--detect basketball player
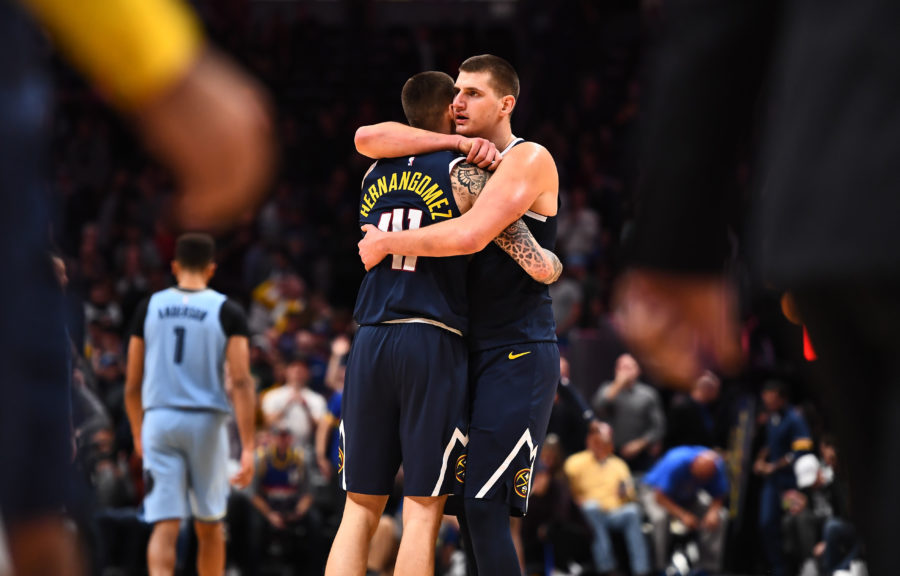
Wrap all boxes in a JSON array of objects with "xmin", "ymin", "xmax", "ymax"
[
  {"xmin": 125, "ymin": 234, "xmax": 255, "ymax": 576},
  {"xmin": 326, "ymin": 70, "xmax": 561, "ymax": 576},
  {"xmin": 0, "ymin": 2, "xmax": 271, "ymax": 574},
  {"xmin": 356, "ymin": 55, "xmax": 560, "ymax": 575}
]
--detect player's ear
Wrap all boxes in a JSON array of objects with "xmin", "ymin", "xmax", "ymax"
[
  {"xmin": 500, "ymin": 95, "xmax": 516, "ymax": 116},
  {"xmin": 447, "ymin": 104, "xmax": 456, "ymax": 134},
  {"xmin": 205, "ymin": 262, "xmax": 217, "ymax": 280},
  {"xmin": 171, "ymin": 260, "xmax": 181, "ymax": 280}
]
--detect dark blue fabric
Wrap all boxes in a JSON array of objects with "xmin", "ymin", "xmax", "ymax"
[
  {"xmin": 459, "ymin": 498, "xmax": 521, "ymax": 576},
  {"xmin": 354, "ymin": 151, "xmax": 468, "ymax": 333},
  {"xmin": 466, "ymin": 205, "xmax": 558, "ymax": 351},
  {"xmin": 0, "ymin": 0, "xmax": 72, "ymax": 523},
  {"xmin": 766, "ymin": 407, "xmax": 812, "ymax": 490},
  {"xmin": 463, "ymin": 343, "xmax": 560, "ymax": 515},
  {"xmin": 341, "ymin": 323, "xmax": 467, "ymax": 496}
]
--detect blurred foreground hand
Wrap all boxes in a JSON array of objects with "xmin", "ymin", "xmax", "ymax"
[
  {"xmin": 136, "ymin": 50, "xmax": 275, "ymax": 232},
  {"xmin": 613, "ymin": 269, "xmax": 743, "ymax": 390}
]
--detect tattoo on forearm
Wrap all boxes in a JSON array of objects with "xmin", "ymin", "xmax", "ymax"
[
  {"xmin": 493, "ymin": 219, "xmax": 563, "ymax": 284},
  {"xmin": 549, "ymin": 249, "xmax": 563, "ymax": 282}
]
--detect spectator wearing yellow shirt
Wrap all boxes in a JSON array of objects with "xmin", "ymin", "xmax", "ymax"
[{"xmin": 564, "ymin": 421, "xmax": 651, "ymax": 576}]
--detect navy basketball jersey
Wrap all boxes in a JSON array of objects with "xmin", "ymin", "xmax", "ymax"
[
  {"xmin": 354, "ymin": 151, "xmax": 469, "ymax": 334},
  {"xmin": 132, "ymin": 288, "xmax": 247, "ymax": 413},
  {"xmin": 467, "ymin": 139, "xmax": 558, "ymax": 351}
]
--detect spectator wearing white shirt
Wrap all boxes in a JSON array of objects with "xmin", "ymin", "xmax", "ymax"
[{"xmin": 261, "ymin": 359, "xmax": 327, "ymax": 455}]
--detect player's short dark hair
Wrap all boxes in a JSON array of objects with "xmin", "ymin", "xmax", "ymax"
[
  {"xmin": 175, "ymin": 233, "xmax": 215, "ymax": 270},
  {"xmin": 459, "ymin": 54, "xmax": 520, "ymax": 100},
  {"xmin": 401, "ymin": 71, "xmax": 456, "ymax": 131}
]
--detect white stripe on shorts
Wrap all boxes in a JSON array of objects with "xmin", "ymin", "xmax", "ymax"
[
  {"xmin": 431, "ymin": 427, "xmax": 469, "ymax": 497},
  {"xmin": 475, "ymin": 428, "xmax": 540, "ymax": 510}
]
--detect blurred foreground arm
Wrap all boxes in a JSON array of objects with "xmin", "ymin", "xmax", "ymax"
[
  {"xmin": 20, "ymin": 0, "xmax": 274, "ymax": 232},
  {"xmin": 616, "ymin": 0, "xmax": 776, "ymax": 387},
  {"xmin": 614, "ymin": 271, "xmax": 742, "ymax": 390}
]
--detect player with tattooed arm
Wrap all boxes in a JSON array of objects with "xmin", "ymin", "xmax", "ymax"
[
  {"xmin": 356, "ymin": 55, "xmax": 560, "ymax": 576},
  {"xmin": 325, "ymin": 70, "xmax": 560, "ymax": 576}
]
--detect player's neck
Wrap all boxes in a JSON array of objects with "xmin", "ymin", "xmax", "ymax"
[
  {"xmin": 176, "ymin": 273, "xmax": 208, "ymax": 291},
  {"xmin": 486, "ymin": 125, "xmax": 515, "ymax": 151}
]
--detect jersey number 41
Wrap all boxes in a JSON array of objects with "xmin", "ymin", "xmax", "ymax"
[{"xmin": 377, "ymin": 208, "xmax": 423, "ymax": 272}]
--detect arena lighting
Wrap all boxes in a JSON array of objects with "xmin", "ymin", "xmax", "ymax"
[
  {"xmin": 803, "ymin": 327, "xmax": 817, "ymax": 362},
  {"xmin": 781, "ymin": 292, "xmax": 816, "ymax": 361}
]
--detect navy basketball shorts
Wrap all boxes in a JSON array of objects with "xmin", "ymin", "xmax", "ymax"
[
  {"xmin": 463, "ymin": 342, "xmax": 560, "ymax": 516},
  {"xmin": 340, "ymin": 323, "xmax": 468, "ymax": 497}
]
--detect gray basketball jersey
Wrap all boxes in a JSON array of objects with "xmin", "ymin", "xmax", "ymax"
[{"xmin": 141, "ymin": 288, "xmax": 230, "ymax": 413}]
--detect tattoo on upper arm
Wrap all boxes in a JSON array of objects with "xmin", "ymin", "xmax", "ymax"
[
  {"xmin": 493, "ymin": 219, "xmax": 563, "ymax": 284},
  {"xmin": 451, "ymin": 162, "xmax": 491, "ymax": 212}
]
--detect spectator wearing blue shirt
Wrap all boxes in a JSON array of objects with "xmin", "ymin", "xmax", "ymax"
[
  {"xmin": 754, "ymin": 379, "xmax": 813, "ymax": 576},
  {"xmin": 642, "ymin": 446, "xmax": 729, "ymax": 573}
]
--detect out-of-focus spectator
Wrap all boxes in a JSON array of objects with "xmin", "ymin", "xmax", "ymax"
[
  {"xmin": 249, "ymin": 335, "xmax": 276, "ymax": 393},
  {"xmin": 89, "ymin": 325, "xmax": 126, "ymax": 424},
  {"xmin": 114, "ymin": 243, "xmax": 150, "ymax": 324},
  {"xmin": 592, "ymin": 353, "xmax": 665, "ymax": 473},
  {"xmin": 260, "ymin": 359, "xmax": 326, "ymax": 455},
  {"xmin": 547, "ymin": 356, "xmax": 595, "ymax": 457},
  {"xmin": 522, "ymin": 435, "xmax": 591, "ymax": 575},
  {"xmin": 557, "ymin": 186, "xmax": 601, "ymax": 262},
  {"xmin": 754, "ymin": 379, "xmax": 813, "ymax": 576},
  {"xmin": 249, "ymin": 425, "xmax": 322, "ymax": 573},
  {"xmin": 78, "ymin": 222, "xmax": 108, "ymax": 286},
  {"xmin": 665, "ymin": 370, "xmax": 731, "ymax": 451},
  {"xmin": 248, "ymin": 272, "xmax": 307, "ymax": 336},
  {"xmin": 274, "ymin": 311, "xmax": 303, "ymax": 360},
  {"xmin": 295, "ymin": 329, "xmax": 329, "ymax": 393},
  {"xmin": 83, "ymin": 279, "xmax": 123, "ymax": 334},
  {"xmin": 549, "ymin": 256, "xmax": 585, "ymax": 345},
  {"xmin": 316, "ymin": 335, "xmax": 349, "ymax": 482},
  {"xmin": 793, "ymin": 436, "xmax": 858, "ymax": 576},
  {"xmin": 90, "ymin": 326, "xmax": 124, "ymax": 387},
  {"xmin": 781, "ymin": 454, "xmax": 824, "ymax": 574},
  {"xmin": 642, "ymin": 446, "xmax": 729, "ymax": 573},
  {"xmin": 564, "ymin": 421, "xmax": 651, "ymax": 576}
]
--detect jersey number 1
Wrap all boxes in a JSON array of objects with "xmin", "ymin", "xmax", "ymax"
[
  {"xmin": 377, "ymin": 208, "xmax": 423, "ymax": 271},
  {"xmin": 173, "ymin": 326, "xmax": 186, "ymax": 364}
]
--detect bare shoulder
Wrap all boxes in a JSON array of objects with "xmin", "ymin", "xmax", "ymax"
[
  {"xmin": 500, "ymin": 142, "xmax": 558, "ymax": 214},
  {"xmin": 506, "ymin": 141, "xmax": 556, "ymax": 164},
  {"xmin": 502, "ymin": 142, "xmax": 558, "ymax": 181}
]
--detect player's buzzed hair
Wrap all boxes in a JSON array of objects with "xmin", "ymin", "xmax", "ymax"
[
  {"xmin": 459, "ymin": 54, "xmax": 520, "ymax": 100},
  {"xmin": 175, "ymin": 233, "xmax": 215, "ymax": 270},
  {"xmin": 401, "ymin": 71, "xmax": 456, "ymax": 132}
]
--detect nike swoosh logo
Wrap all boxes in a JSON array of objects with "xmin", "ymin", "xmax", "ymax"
[{"xmin": 508, "ymin": 351, "xmax": 532, "ymax": 360}]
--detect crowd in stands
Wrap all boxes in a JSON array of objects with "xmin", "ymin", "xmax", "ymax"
[{"xmin": 47, "ymin": 2, "xmax": 859, "ymax": 575}]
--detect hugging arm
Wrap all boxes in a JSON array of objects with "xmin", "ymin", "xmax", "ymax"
[{"xmin": 451, "ymin": 163, "xmax": 561, "ymax": 284}]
